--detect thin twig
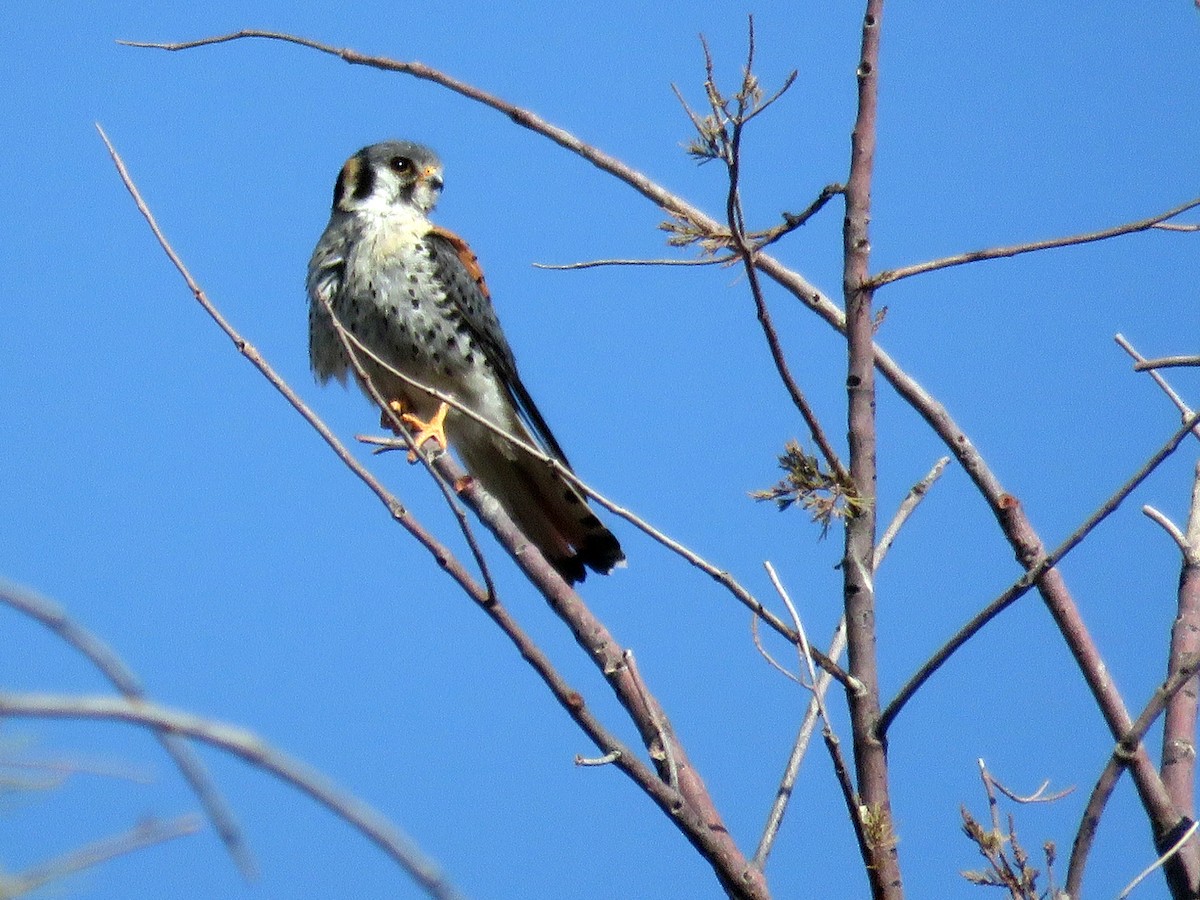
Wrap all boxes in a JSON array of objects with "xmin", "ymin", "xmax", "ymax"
[
  {"xmin": 0, "ymin": 579, "xmax": 256, "ymax": 879},
  {"xmin": 574, "ymin": 750, "xmax": 622, "ymax": 767},
  {"xmin": 752, "ymin": 457, "xmax": 948, "ymax": 869},
  {"xmin": 763, "ymin": 563, "xmax": 835, "ymax": 722},
  {"xmin": 0, "ymin": 692, "xmax": 465, "ymax": 900},
  {"xmin": 623, "ymin": 650, "xmax": 678, "ymax": 791},
  {"xmin": 756, "ymin": 562, "xmax": 863, "ymax": 877},
  {"xmin": 876, "ymin": 457, "xmax": 950, "ymax": 563},
  {"xmin": 979, "ymin": 762, "xmax": 1073, "ymax": 806},
  {"xmin": 3, "ymin": 814, "xmax": 202, "ymax": 897},
  {"xmin": 1144, "ymin": 505, "xmax": 1191, "ymax": 557},
  {"xmin": 752, "ymin": 184, "xmax": 844, "ymax": 250},
  {"xmin": 1116, "ymin": 335, "xmax": 1199, "ymax": 433},
  {"xmin": 698, "ymin": 23, "xmax": 846, "ymax": 485},
  {"xmin": 749, "ymin": 614, "xmax": 805, "ymax": 686},
  {"xmin": 870, "ymin": 196, "xmax": 1200, "ymax": 288},
  {"xmin": 1134, "ymin": 355, "xmax": 1200, "ymax": 372},
  {"xmin": 1120, "ymin": 821, "xmax": 1200, "ymax": 899},
  {"xmin": 533, "ymin": 256, "xmax": 734, "ymax": 270}
]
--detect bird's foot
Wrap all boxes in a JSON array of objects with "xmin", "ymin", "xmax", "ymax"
[{"xmin": 399, "ymin": 402, "xmax": 449, "ymax": 463}]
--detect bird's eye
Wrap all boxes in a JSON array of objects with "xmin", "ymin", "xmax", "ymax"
[{"xmin": 389, "ymin": 156, "xmax": 414, "ymax": 175}]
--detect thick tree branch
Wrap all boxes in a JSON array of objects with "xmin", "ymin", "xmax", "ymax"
[
  {"xmin": 1161, "ymin": 464, "xmax": 1200, "ymax": 823},
  {"xmin": 840, "ymin": 4, "xmax": 900, "ymax": 898},
  {"xmin": 1066, "ymin": 653, "xmax": 1200, "ymax": 898}
]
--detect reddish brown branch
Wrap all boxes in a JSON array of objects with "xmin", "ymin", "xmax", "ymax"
[
  {"xmin": 1161, "ymin": 465, "xmax": 1200, "ymax": 821},
  {"xmin": 1066, "ymin": 654, "xmax": 1200, "ymax": 898},
  {"xmin": 841, "ymin": 3, "xmax": 900, "ymax": 898},
  {"xmin": 446, "ymin": 466, "xmax": 768, "ymax": 899}
]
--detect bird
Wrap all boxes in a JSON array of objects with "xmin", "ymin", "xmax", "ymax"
[{"xmin": 307, "ymin": 140, "xmax": 625, "ymax": 584}]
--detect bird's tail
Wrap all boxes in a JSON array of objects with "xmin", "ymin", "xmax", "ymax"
[{"xmin": 458, "ymin": 429, "xmax": 624, "ymax": 585}]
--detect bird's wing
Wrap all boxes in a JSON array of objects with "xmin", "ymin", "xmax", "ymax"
[
  {"xmin": 426, "ymin": 226, "xmax": 574, "ymax": 468},
  {"xmin": 306, "ymin": 215, "xmax": 356, "ymax": 382}
]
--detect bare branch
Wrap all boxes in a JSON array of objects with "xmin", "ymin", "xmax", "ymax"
[
  {"xmin": 0, "ymin": 692, "xmax": 464, "ymax": 900},
  {"xmin": 754, "ymin": 456, "xmax": 947, "ymax": 869},
  {"xmin": 122, "ymin": 30, "xmax": 713, "ymax": 231},
  {"xmin": 1145, "ymin": 505, "xmax": 1191, "ymax": 557},
  {"xmin": 533, "ymin": 255, "xmax": 734, "ymax": 270},
  {"xmin": 763, "ymin": 562, "xmax": 836, "ymax": 723},
  {"xmin": 3, "ymin": 814, "xmax": 202, "ymax": 898},
  {"xmin": 870, "ymin": 195, "xmax": 1200, "ymax": 288},
  {"xmin": 981, "ymin": 764, "xmax": 1073, "ymax": 806},
  {"xmin": 882, "ymin": 407, "xmax": 1200, "ymax": 736},
  {"xmin": 1135, "ymin": 355, "xmax": 1200, "ymax": 371},
  {"xmin": 687, "ymin": 28, "xmax": 846, "ymax": 487},
  {"xmin": 1120, "ymin": 821, "xmax": 1200, "ymax": 900},
  {"xmin": 750, "ymin": 613, "xmax": 806, "ymax": 687},
  {"xmin": 1162, "ymin": 463, "xmax": 1200, "ymax": 830},
  {"xmin": 749, "ymin": 184, "xmax": 845, "ymax": 251},
  {"xmin": 875, "ymin": 457, "xmax": 950, "ymax": 565},
  {"xmin": 839, "ymin": 4, "xmax": 903, "ymax": 896},
  {"xmin": 0, "ymin": 578, "xmax": 256, "ymax": 879},
  {"xmin": 317, "ymin": 293, "xmax": 498, "ymax": 598},
  {"xmin": 755, "ymin": 562, "xmax": 863, "ymax": 874},
  {"xmin": 1116, "ymin": 334, "xmax": 1200, "ymax": 432},
  {"xmin": 623, "ymin": 650, "xmax": 678, "ymax": 791},
  {"xmin": 1066, "ymin": 652, "xmax": 1200, "ymax": 898},
  {"xmin": 574, "ymin": 750, "xmax": 622, "ymax": 767}
]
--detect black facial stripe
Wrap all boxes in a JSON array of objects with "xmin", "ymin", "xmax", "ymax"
[
  {"xmin": 352, "ymin": 153, "xmax": 376, "ymax": 200},
  {"xmin": 332, "ymin": 166, "xmax": 348, "ymax": 210}
]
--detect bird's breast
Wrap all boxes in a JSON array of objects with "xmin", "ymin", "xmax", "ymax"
[{"xmin": 335, "ymin": 217, "xmax": 495, "ymax": 421}]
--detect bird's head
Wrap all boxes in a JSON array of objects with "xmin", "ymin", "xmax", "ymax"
[{"xmin": 332, "ymin": 140, "xmax": 444, "ymax": 216}]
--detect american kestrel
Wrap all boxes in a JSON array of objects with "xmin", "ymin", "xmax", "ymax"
[{"xmin": 307, "ymin": 141, "xmax": 625, "ymax": 584}]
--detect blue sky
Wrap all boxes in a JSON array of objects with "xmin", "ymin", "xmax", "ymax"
[{"xmin": 2, "ymin": 3, "xmax": 1199, "ymax": 898}]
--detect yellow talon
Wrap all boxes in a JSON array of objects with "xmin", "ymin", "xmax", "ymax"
[{"xmin": 400, "ymin": 402, "xmax": 449, "ymax": 462}]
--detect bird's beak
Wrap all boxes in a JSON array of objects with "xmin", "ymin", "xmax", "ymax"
[{"xmin": 422, "ymin": 166, "xmax": 444, "ymax": 192}]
